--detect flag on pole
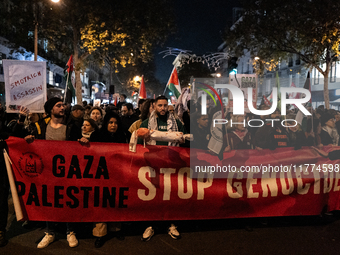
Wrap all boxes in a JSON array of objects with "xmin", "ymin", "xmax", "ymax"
[
  {"xmin": 167, "ymin": 66, "xmax": 181, "ymax": 98},
  {"xmin": 64, "ymin": 55, "xmax": 75, "ymax": 101},
  {"xmin": 288, "ymin": 82, "xmax": 299, "ymax": 99},
  {"xmin": 139, "ymin": 75, "xmax": 147, "ymax": 99},
  {"xmin": 263, "ymin": 94, "xmax": 271, "ymax": 106}
]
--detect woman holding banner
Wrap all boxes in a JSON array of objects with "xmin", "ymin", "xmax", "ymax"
[{"xmin": 90, "ymin": 112, "xmax": 126, "ymax": 248}]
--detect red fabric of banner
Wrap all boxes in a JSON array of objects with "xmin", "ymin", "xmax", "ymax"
[{"xmin": 6, "ymin": 137, "xmax": 340, "ymax": 222}]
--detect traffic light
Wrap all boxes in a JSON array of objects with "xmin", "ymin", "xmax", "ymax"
[{"xmin": 228, "ymin": 57, "xmax": 238, "ymax": 73}]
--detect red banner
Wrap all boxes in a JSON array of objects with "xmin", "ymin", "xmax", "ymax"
[{"xmin": 6, "ymin": 137, "xmax": 340, "ymax": 222}]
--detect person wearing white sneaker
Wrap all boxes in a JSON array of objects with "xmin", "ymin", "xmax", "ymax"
[
  {"xmin": 141, "ymin": 226, "xmax": 154, "ymax": 241},
  {"xmin": 37, "ymin": 232, "xmax": 55, "ymax": 249},
  {"xmin": 138, "ymin": 96, "xmax": 186, "ymax": 242},
  {"xmin": 23, "ymin": 99, "xmax": 82, "ymax": 249},
  {"xmin": 67, "ymin": 231, "xmax": 78, "ymax": 248},
  {"xmin": 168, "ymin": 224, "xmax": 181, "ymax": 240}
]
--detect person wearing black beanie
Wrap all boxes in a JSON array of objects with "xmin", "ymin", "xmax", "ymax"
[
  {"xmin": 23, "ymin": 97, "xmax": 79, "ymax": 248},
  {"xmin": 44, "ymin": 97, "xmax": 63, "ymax": 116}
]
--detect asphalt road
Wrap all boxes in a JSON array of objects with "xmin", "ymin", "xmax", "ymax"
[{"xmin": 1, "ymin": 199, "xmax": 340, "ymax": 255}]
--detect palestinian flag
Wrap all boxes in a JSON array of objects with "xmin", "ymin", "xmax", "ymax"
[
  {"xmin": 139, "ymin": 75, "xmax": 147, "ymax": 99},
  {"xmin": 167, "ymin": 66, "xmax": 181, "ymax": 98},
  {"xmin": 65, "ymin": 55, "xmax": 75, "ymax": 99}
]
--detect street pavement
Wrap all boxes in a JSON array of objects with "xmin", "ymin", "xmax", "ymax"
[{"xmin": 1, "ymin": 198, "xmax": 340, "ymax": 255}]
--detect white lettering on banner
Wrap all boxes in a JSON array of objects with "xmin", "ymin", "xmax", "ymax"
[
  {"xmin": 227, "ymin": 172, "xmax": 243, "ymax": 199},
  {"xmin": 324, "ymin": 171, "xmax": 334, "ymax": 193},
  {"xmin": 261, "ymin": 172, "xmax": 278, "ymax": 197},
  {"xmin": 280, "ymin": 171, "xmax": 294, "ymax": 195},
  {"xmin": 197, "ymin": 172, "xmax": 214, "ymax": 200},
  {"xmin": 246, "ymin": 173, "xmax": 259, "ymax": 198},
  {"xmin": 160, "ymin": 168, "xmax": 176, "ymax": 200},
  {"xmin": 314, "ymin": 171, "xmax": 320, "ymax": 194},
  {"xmin": 137, "ymin": 167, "xmax": 156, "ymax": 201},
  {"xmin": 334, "ymin": 171, "xmax": 340, "ymax": 191},
  {"xmin": 296, "ymin": 170, "xmax": 310, "ymax": 195},
  {"xmin": 178, "ymin": 168, "xmax": 193, "ymax": 199},
  {"xmin": 137, "ymin": 167, "xmax": 340, "ymax": 201}
]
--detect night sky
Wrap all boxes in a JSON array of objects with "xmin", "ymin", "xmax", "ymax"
[{"xmin": 154, "ymin": 0, "xmax": 241, "ymax": 84}]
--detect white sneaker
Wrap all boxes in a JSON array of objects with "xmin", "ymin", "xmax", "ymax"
[
  {"xmin": 141, "ymin": 226, "xmax": 154, "ymax": 241},
  {"xmin": 37, "ymin": 232, "xmax": 55, "ymax": 248},
  {"xmin": 67, "ymin": 231, "xmax": 78, "ymax": 248},
  {"xmin": 168, "ymin": 224, "xmax": 181, "ymax": 240}
]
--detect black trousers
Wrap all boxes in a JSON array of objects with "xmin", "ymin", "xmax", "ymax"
[{"xmin": 0, "ymin": 155, "xmax": 9, "ymax": 232}]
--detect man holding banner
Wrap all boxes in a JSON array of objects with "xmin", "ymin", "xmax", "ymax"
[
  {"xmin": 24, "ymin": 97, "xmax": 79, "ymax": 249},
  {"xmin": 139, "ymin": 95, "xmax": 185, "ymax": 241}
]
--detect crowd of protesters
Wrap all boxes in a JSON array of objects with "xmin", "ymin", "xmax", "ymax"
[
  {"xmin": 191, "ymin": 99, "xmax": 340, "ymax": 152},
  {"xmin": 1, "ymin": 93, "xmax": 340, "ymax": 249}
]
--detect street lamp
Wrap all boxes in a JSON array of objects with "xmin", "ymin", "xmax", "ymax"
[
  {"xmin": 133, "ymin": 76, "xmax": 141, "ymax": 82},
  {"xmin": 34, "ymin": 0, "xmax": 60, "ymax": 61}
]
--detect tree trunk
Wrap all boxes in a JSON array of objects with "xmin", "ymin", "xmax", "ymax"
[
  {"xmin": 73, "ymin": 27, "xmax": 82, "ymax": 104},
  {"xmin": 323, "ymin": 62, "xmax": 330, "ymax": 109}
]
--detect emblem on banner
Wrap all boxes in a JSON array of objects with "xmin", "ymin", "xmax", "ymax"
[{"xmin": 18, "ymin": 152, "xmax": 44, "ymax": 177}]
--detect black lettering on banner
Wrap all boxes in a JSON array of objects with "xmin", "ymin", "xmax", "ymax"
[
  {"xmin": 119, "ymin": 187, "xmax": 129, "ymax": 208},
  {"xmin": 67, "ymin": 155, "xmax": 82, "ymax": 179},
  {"xmin": 42, "ymin": 185, "xmax": 52, "ymax": 207},
  {"xmin": 66, "ymin": 186, "xmax": 79, "ymax": 208},
  {"xmin": 80, "ymin": 187, "xmax": 92, "ymax": 208},
  {"xmin": 54, "ymin": 186, "xmax": 64, "ymax": 208},
  {"xmin": 83, "ymin": 155, "xmax": 94, "ymax": 178},
  {"xmin": 53, "ymin": 155, "xmax": 65, "ymax": 177},
  {"xmin": 94, "ymin": 186, "xmax": 100, "ymax": 207},
  {"xmin": 16, "ymin": 181, "xmax": 25, "ymax": 196},
  {"xmin": 102, "ymin": 187, "xmax": 116, "ymax": 208},
  {"xmin": 26, "ymin": 183, "xmax": 40, "ymax": 206},
  {"xmin": 95, "ymin": 156, "xmax": 109, "ymax": 179}
]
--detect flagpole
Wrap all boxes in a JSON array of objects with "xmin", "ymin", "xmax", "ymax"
[
  {"xmin": 64, "ymin": 71, "xmax": 70, "ymax": 104},
  {"xmin": 163, "ymin": 65, "xmax": 176, "ymax": 95}
]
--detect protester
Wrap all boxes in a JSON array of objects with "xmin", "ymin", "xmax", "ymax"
[
  {"xmin": 224, "ymin": 115, "xmax": 253, "ymax": 151},
  {"xmin": 138, "ymin": 95, "xmax": 185, "ymax": 241},
  {"xmin": 320, "ymin": 112, "xmax": 339, "ymax": 146},
  {"xmin": 129, "ymin": 99, "xmax": 154, "ymax": 135},
  {"xmin": 24, "ymin": 97, "xmax": 79, "ymax": 249},
  {"xmin": 77, "ymin": 118, "xmax": 98, "ymax": 144},
  {"xmin": 134, "ymin": 99, "xmax": 145, "ymax": 117},
  {"xmin": 116, "ymin": 94, "xmax": 127, "ymax": 112},
  {"xmin": 84, "ymin": 105, "xmax": 92, "ymax": 119},
  {"xmin": 91, "ymin": 111, "xmax": 126, "ymax": 143},
  {"xmin": 121, "ymin": 103, "xmax": 139, "ymax": 141},
  {"xmin": 191, "ymin": 111, "xmax": 210, "ymax": 150},
  {"xmin": 89, "ymin": 106, "xmax": 103, "ymax": 129},
  {"xmin": 254, "ymin": 109, "xmax": 289, "ymax": 150},
  {"xmin": 66, "ymin": 104, "xmax": 85, "ymax": 141},
  {"xmin": 87, "ymin": 111, "xmax": 126, "ymax": 248}
]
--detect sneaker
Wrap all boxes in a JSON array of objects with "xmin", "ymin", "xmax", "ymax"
[
  {"xmin": 37, "ymin": 232, "xmax": 55, "ymax": 248},
  {"xmin": 67, "ymin": 231, "xmax": 78, "ymax": 248},
  {"xmin": 168, "ymin": 224, "xmax": 181, "ymax": 240},
  {"xmin": 141, "ymin": 226, "xmax": 154, "ymax": 241},
  {"xmin": 0, "ymin": 231, "xmax": 8, "ymax": 247}
]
